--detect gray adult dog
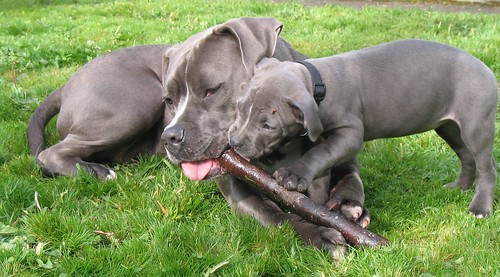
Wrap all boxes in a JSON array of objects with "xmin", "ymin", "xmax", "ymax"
[
  {"xmin": 228, "ymin": 39, "xmax": 498, "ymax": 218},
  {"xmin": 28, "ymin": 17, "xmax": 368, "ymax": 256},
  {"xmin": 160, "ymin": 17, "xmax": 369, "ymax": 254}
]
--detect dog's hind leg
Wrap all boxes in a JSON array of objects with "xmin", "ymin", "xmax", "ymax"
[
  {"xmin": 36, "ymin": 137, "xmax": 116, "ymax": 179},
  {"xmin": 459, "ymin": 118, "xmax": 497, "ymax": 217},
  {"xmin": 435, "ymin": 121, "xmax": 477, "ymax": 190}
]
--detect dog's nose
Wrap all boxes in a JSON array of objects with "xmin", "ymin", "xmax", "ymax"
[
  {"xmin": 161, "ymin": 126, "xmax": 185, "ymax": 145},
  {"xmin": 229, "ymin": 136, "xmax": 243, "ymax": 149}
]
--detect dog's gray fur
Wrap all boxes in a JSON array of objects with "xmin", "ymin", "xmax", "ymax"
[
  {"xmin": 28, "ymin": 44, "xmax": 170, "ymax": 179},
  {"xmin": 28, "ymin": 18, "xmax": 368, "ymax": 256},
  {"xmin": 160, "ymin": 17, "xmax": 368, "ymax": 254},
  {"xmin": 229, "ymin": 39, "xmax": 498, "ymax": 217}
]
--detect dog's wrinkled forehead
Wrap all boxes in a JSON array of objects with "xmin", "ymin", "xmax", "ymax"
[
  {"xmin": 163, "ymin": 28, "xmax": 246, "ymax": 98},
  {"xmin": 239, "ymin": 83, "xmax": 280, "ymax": 117},
  {"xmin": 163, "ymin": 17, "xmax": 284, "ymax": 91},
  {"xmin": 162, "ymin": 28, "xmax": 213, "ymax": 82},
  {"xmin": 251, "ymin": 60, "xmax": 303, "ymax": 97},
  {"xmin": 244, "ymin": 70, "xmax": 283, "ymax": 101}
]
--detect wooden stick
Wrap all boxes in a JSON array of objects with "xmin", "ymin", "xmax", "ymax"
[{"xmin": 218, "ymin": 149, "xmax": 389, "ymax": 247}]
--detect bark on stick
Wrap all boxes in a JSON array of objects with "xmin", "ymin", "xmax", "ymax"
[{"xmin": 218, "ymin": 149, "xmax": 389, "ymax": 247}]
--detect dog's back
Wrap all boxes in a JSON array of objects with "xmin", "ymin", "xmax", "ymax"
[{"xmin": 313, "ymin": 39, "xmax": 498, "ymax": 140}]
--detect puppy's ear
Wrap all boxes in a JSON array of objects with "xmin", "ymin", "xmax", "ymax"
[
  {"xmin": 212, "ymin": 17, "xmax": 283, "ymax": 75},
  {"xmin": 288, "ymin": 96, "xmax": 323, "ymax": 142}
]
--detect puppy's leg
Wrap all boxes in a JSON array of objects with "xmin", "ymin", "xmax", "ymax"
[
  {"xmin": 325, "ymin": 159, "xmax": 370, "ymax": 228},
  {"xmin": 459, "ymin": 120, "xmax": 496, "ymax": 217},
  {"xmin": 274, "ymin": 126, "xmax": 364, "ymax": 192},
  {"xmin": 435, "ymin": 122, "xmax": 476, "ymax": 190}
]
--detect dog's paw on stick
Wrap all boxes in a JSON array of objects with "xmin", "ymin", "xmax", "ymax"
[{"xmin": 218, "ymin": 149, "xmax": 389, "ymax": 247}]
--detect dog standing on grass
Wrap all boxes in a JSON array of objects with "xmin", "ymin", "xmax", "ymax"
[{"xmin": 229, "ymin": 39, "xmax": 498, "ymax": 217}]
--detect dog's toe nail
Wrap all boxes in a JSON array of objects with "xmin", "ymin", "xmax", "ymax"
[
  {"xmin": 106, "ymin": 170, "xmax": 117, "ymax": 180},
  {"xmin": 341, "ymin": 205, "xmax": 362, "ymax": 220},
  {"xmin": 327, "ymin": 200, "xmax": 340, "ymax": 210},
  {"xmin": 353, "ymin": 207, "xmax": 362, "ymax": 219}
]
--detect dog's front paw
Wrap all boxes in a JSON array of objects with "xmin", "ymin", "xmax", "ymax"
[
  {"xmin": 290, "ymin": 217, "xmax": 347, "ymax": 260},
  {"xmin": 274, "ymin": 167, "xmax": 311, "ymax": 193},
  {"xmin": 326, "ymin": 198, "xmax": 370, "ymax": 228}
]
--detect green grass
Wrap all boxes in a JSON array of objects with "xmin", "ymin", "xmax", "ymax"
[{"xmin": 1, "ymin": 0, "xmax": 499, "ymax": 275}]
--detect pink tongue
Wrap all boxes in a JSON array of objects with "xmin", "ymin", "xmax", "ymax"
[{"xmin": 181, "ymin": 159, "xmax": 217, "ymax": 180}]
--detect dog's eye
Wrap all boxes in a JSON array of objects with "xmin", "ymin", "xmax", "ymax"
[
  {"xmin": 262, "ymin": 124, "xmax": 275, "ymax": 131},
  {"xmin": 262, "ymin": 122, "xmax": 276, "ymax": 131},
  {"xmin": 204, "ymin": 83, "xmax": 222, "ymax": 98},
  {"xmin": 163, "ymin": 97, "xmax": 173, "ymax": 105},
  {"xmin": 262, "ymin": 123, "xmax": 276, "ymax": 131}
]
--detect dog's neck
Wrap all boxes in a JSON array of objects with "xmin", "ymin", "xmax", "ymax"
[{"xmin": 295, "ymin": 60, "xmax": 326, "ymax": 106}]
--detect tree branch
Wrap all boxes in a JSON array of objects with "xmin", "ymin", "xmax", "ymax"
[{"xmin": 218, "ymin": 149, "xmax": 389, "ymax": 247}]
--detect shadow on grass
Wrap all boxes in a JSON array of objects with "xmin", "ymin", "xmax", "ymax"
[{"xmin": 358, "ymin": 134, "xmax": 477, "ymax": 233}]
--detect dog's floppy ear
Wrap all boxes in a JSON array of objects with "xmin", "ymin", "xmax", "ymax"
[
  {"xmin": 288, "ymin": 96, "xmax": 324, "ymax": 142},
  {"xmin": 212, "ymin": 17, "xmax": 283, "ymax": 75}
]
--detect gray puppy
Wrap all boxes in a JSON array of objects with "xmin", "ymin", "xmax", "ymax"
[{"xmin": 229, "ymin": 39, "xmax": 498, "ymax": 217}]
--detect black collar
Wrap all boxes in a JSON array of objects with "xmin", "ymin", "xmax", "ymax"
[{"xmin": 296, "ymin": 60, "xmax": 326, "ymax": 105}]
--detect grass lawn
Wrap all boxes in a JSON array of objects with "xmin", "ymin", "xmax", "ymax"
[{"xmin": 0, "ymin": 0, "xmax": 499, "ymax": 275}]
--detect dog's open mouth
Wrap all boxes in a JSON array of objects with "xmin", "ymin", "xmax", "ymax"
[{"xmin": 181, "ymin": 159, "xmax": 225, "ymax": 180}]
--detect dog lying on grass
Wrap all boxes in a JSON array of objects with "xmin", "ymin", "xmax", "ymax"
[
  {"xmin": 29, "ymin": 17, "xmax": 370, "ymax": 256},
  {"xmin": 228, "ymin": 39, "xmax": 498, "ymax": 218}
]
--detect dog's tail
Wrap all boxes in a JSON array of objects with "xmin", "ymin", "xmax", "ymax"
[{"xmin": 27, "ymin": 87, "xmax": 62, "ymax": 156}]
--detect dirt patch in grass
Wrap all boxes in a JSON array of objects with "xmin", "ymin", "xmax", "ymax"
[{"xmin": 277, "ymin": 0, "xmax": 500, "ymax": 13}]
